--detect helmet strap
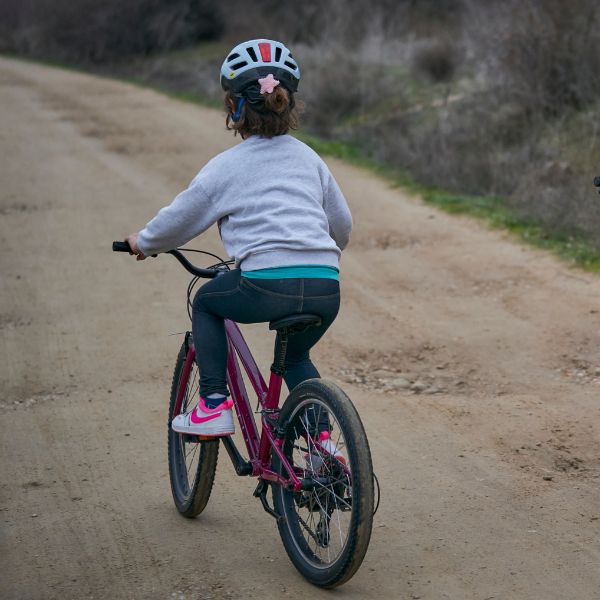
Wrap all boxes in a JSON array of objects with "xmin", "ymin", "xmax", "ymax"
[{"xmin": 232, "ymin": 97, "xmax": 245, "ymax": 122}]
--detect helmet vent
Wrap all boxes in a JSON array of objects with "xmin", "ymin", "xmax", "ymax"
[
  {"xmin": 220, "ymin": 39, "xmax": 300, "ymax": 93},
  {"xmin": 247, "ymin": 47, "xmax": 258, "ymax": 62}
]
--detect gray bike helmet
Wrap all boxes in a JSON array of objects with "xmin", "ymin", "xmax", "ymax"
[{"xmin": 220, "ymin": 38, "xmax": 300, "ymax": 95}]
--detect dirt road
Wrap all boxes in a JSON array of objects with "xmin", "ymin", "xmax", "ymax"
[{"xmin": 1, "ymin": 57, "xmax": 599, "ymax": 600}]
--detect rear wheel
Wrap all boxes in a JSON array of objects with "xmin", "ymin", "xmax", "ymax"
[
  {"xmin": 168, "ymin": 333, "xmax": 219, "ymax": 518},
  {"xmin": 272, "ymin": 379, "xmax": 374, "ymax": 588}
]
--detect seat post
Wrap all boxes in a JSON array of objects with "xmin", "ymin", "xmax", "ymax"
[
  {"xmin": 271, "ymin": 330, "xmax": 289, "ymax": 375},
  {"xmin": 267, "ymin": 314, "xmax": 321, "ymax": 377}
]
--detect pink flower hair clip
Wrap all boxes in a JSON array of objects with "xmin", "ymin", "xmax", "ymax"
[{"xmin": 258, "ymin": 73, "xmax": 280, "ymax": 94}]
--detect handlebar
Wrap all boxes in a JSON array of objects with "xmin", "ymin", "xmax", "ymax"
[
  {"xmin": 112, "ymin": 241, "xmax": 218, "ymax": 278},
  {"xmin": 112, "ymin": 241, "xmax": 134, "ymax": 253}
]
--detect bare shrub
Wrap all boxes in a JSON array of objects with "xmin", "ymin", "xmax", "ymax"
[
  {"xmin": 221, "ymin": 0, "xmax": 463, "ymax": 49},
  {"xmin": 0, "ymin": 0, "xmax": 224, "ymax": 63},
  {"xmin": 353, "ymin": 92, "xmax": 543, "ymax": 197},
  {"xmin": 511, "ymin": 164, "xmax": 600, "ymax": 246},
  {"xmin": 299, "ymin": 48, "xmax": 394, "ymax": 136},
  {"xmin": 222, "ymin": 0, "xmax": 327, "ymax": 45},
  {"xmin": 412, "ymin": 38, "xmax": 458, "ymax": 83},
  {"xmin": 0, "ymin": 0, "xmax": 22, "ymax": 52},
  {"xmin": 464, "ymin": 0, "xmax": 600, "ymax": 117},
  {"xmin": 287, "ymin": 2, "xmax": 404, "ymax": 136}
]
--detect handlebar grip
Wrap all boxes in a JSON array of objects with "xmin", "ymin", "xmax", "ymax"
[{"xmin": 113, "ymin": 241, "xmax": 132, "ymax": 252}]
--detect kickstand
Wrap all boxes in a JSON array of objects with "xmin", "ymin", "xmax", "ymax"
[{"xmin": 253, "ymin": 480, "xmax": 285, "ymax": 524}]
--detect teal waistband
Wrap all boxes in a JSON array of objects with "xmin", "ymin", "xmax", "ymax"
[{"xmin": 241, "ymin": 265, "xmax": 340, "ymax": 280}]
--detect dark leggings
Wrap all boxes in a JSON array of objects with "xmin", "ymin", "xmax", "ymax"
[{"xmin": 192, "ymin": 269, "xmax": 340, "ymax": 398}]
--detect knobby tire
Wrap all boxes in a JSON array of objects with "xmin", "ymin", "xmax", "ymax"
[
  {"xmin": 167, "ymin": 334, "xmax": 219, "ymax": 518},
  {"xmin": 272, "ymin": 379, "xmax": 374, "ymax": 588}
]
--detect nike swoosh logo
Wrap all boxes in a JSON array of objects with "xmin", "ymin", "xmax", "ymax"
[{"xmin": 190, "ymin": 411, "xmax": 222, "ymax": 424}]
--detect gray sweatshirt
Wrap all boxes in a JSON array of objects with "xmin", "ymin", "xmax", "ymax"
[{"xmin": 137, "ymin": 135, "xmax": 352, "ymax": 270}]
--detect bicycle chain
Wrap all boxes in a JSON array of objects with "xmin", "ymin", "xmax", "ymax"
[{"xmin": 297, "ymin": 511, "xmax": 322, "ymax": 546}]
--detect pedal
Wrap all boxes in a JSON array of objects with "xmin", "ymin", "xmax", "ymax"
[{"xmin": 181, "ymin": 434, "xmax": 216, "ymax": 443}]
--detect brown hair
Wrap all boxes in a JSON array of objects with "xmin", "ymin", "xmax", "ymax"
[{"xmin": 225, "ymin": 87, "xmax": 300, "ymax": 139}]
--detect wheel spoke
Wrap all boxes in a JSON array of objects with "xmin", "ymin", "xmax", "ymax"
[
  {"xmin": 185, "ymin": 440, "xmax": 200, "ymax": 475},
  {"xmin": 277, "ymin": 396, "xmax": 360, "ymax": 565}
]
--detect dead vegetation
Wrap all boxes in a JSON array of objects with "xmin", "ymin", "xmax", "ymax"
[{"xmin": 2, "ymin": 0, "xmax": 600, "ymax": 247}]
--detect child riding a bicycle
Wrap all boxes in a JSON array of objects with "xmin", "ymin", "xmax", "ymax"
[{"xmin": 126, "ymin": 39, "xmax": 352, "ymax": 441}]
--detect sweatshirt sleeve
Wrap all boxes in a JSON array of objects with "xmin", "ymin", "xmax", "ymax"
[
  {"xmin": 137, "ymin": 176, "xmax": 223, "ymax": 256},
  {"xmin": 323, "ymin": 170, "xmax": 353, "ymax": 250}
]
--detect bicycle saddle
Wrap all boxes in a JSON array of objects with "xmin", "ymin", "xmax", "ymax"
[{"xmin": 269, "ymin": 314, "xmax": 322, "ymax": 334}]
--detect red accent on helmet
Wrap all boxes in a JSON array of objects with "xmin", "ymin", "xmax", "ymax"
[{"xmin": 258, "ymin": 42, "xmax": 271, "ymax": 62}]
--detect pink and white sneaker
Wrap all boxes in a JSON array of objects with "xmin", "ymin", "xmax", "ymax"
[
  {"xmin": 306, "ymin": 431, "xmax": 346, "ymax": 471},
  {"xmin": 171, "ymin": 398, "xmax": 235, "ymax": 437}
]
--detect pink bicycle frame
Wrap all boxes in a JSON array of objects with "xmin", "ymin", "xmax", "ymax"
[{"xmin": 173, "ymin": 320, "xmax": 305, "ymax": 492}]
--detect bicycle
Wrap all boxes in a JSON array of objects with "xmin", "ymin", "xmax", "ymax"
[{"xmin": 112, "ymin": 241, "xmax": 378, "ymax": 588}]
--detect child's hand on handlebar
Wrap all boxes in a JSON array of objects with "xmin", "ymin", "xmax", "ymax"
[{"xmin": 125, "ymin": 233, "xmax": 146, "ymax": 261}]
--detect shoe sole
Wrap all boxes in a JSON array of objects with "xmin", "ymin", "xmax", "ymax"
[{"xmin": 172, "ymin": 424, "xmax": 235, "ymax": 437}]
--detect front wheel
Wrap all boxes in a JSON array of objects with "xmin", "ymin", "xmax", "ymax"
[
  {"xmin": 168, "ymin": 333, "xmax": 219, "ymax": 518},
  {"xmin": 272, "ymin": 379, "xmax": 374, "ymax": 588}
]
